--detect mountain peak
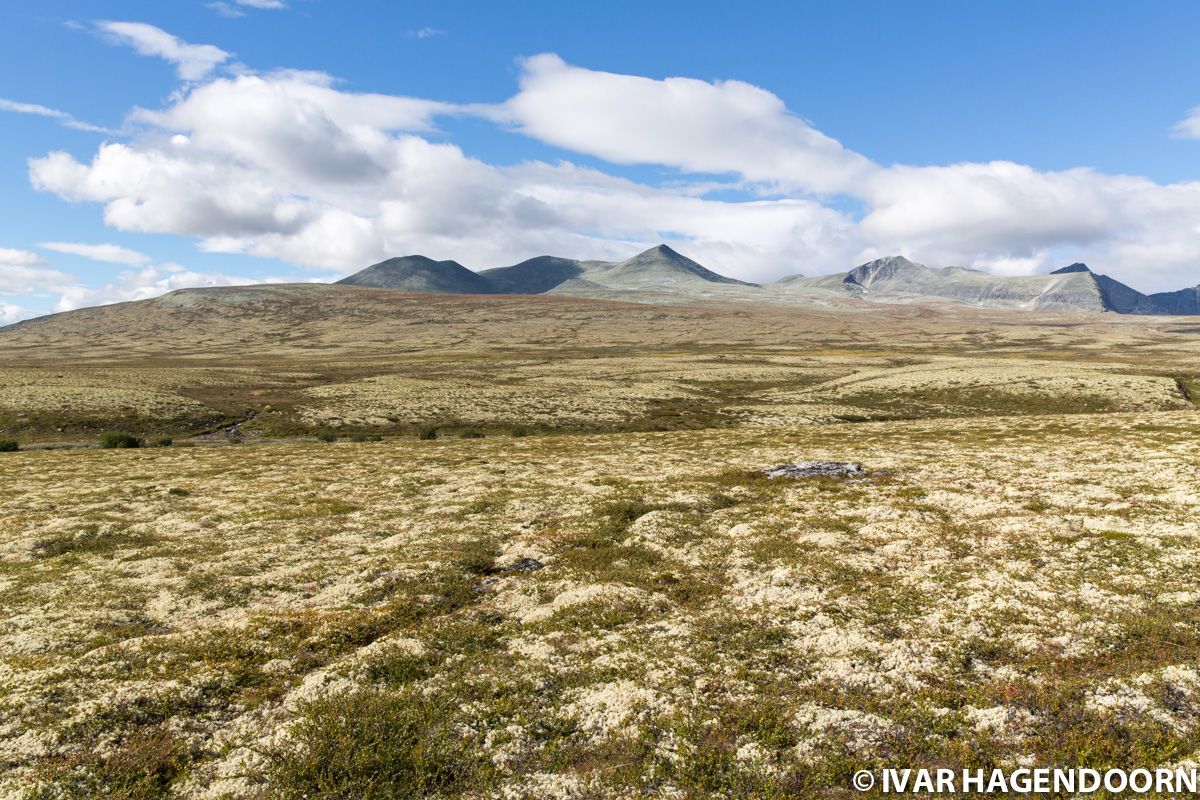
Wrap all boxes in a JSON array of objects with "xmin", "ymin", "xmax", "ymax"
[
  {"xmin": 623, "ymin": 244, "xmax": 689, "ymax": 264},
  {"xmin": 336, "ymin": 255, "xmax": 495, "ymax": 294},
  {"xmin": 844, "ymin": 255, "xmax": 924, "ymax": 288},
  {"xmin": 604, "ymin": 245, "xmax": 756, "ymax": 287},
  {"xmin": 1051, "ymin": 263, "xmax": 1091, "ymax": 274}
]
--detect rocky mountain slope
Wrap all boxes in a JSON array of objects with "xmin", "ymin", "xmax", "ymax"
[
  {"xmin": 1148, "ymin": 285, "xmax": 1200, "ymax": 315},
  {"xmin": 334, "ymin": 247, "xmax": 1198, "ymax": 315}
]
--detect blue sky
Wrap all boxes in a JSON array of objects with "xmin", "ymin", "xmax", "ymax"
[{"xmin": 2, "ymin": 0, "xmax": 1199, "ymax": 321}]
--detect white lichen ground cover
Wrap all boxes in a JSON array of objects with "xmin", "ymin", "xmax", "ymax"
[
  {"xmin": 295, "ymin": 354, "xmax": 1187, "ymax": 430},
  {"xmin": 2, "ymin": 410, "xmax": 1199, "ymax": 797}
]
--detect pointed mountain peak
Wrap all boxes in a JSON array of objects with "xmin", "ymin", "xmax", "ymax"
[
  {"xmin": 844, "ymin": 255, "xmax": 925, "ymax": 288},
  {"xmin": 621, "ymin": 244, "xmax": 688, "ymax": 265},
  {"xmin": 601, "ymin": 244, "xmax": 756, "ymax": 287},
  {"xmin": 1043, "ymin": 263, "xmax": 1154, "ymax": 312}
]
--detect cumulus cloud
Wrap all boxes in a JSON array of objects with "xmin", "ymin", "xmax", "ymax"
[
  {"xmin": 1172, "ymin": 106, "xmax": 1200, "ymax": 139},
  {"xmin": 40, "ymin": 242, "xmax": 151, "ymax": 265},
  {"xmin": 0, "ymin": 244, "xmax": 323, "ymax": 320},
  {"xmin": 51, "ymin": 263, "xmax": 287, "ymax": 311},
  {"xmin": 0, "ymin": 248, "xmax": 76, "ymax": 294},
  {"xmin": 22, "ymin": 52, "xmax": 1200, "ymax": 292},
  {"xmin": 0, "ymin": 302, "xmax": 27, "ymax": 325},
  {"xmin": 0, "ymin": 98, "xmax": 113, "ymax": 134},
  {"xmin": 27, "ymin": 69, "xmax": 857, "ymax": 277},
  {"xmin": 97, "ymin": 21, "xmax": 231, "ymax": 81},
  {"xmin": 497, "ymin": 54, "xmax": 874, "ymax": 195},
  {"xmin": 855, "ymin": 163, "xmax": 1200, "ymax": 289},
  {"xmin": 0, "ymin": 247, "xmax": 50, "ymax": 268}
]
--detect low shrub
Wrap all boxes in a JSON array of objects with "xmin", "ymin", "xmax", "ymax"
[
  {"xmin": 100, "ymin": 432, "xmax": 141, "ymax": 449},
  {"xmin": 316, "ymin": 431, "xmax": 337, "ymax": 443},
  {"xmin": 351, "ymin": 433, "xmax": 382, "ymax": 442},
  {"xmin": 460, "ymin": 429, "xmax": 485, "ymax": 439},
  {"xmin": 32, "ymin": 526, "xmax": 159, "ymax": 559},
  {"xmin": 152, "ymin": 437, "xmax": 173, "ymax": 448},
  {"xmin": 260, "ymin": 688, "xmax": 491, "ymax": 798},
  {"xmin": 0, "ymin": 440, "xmax": 18, "ymax": 452},
  {"xmin": 418, "ymin": 426, "xmax": 438, "ymax": 440}
]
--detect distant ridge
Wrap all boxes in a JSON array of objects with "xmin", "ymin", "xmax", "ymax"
[
  {"xmin": 336, "ymin": 255, "xmax": 495, "ymax": 294},
  {"xmin": 332, "ymin": 246, "xmax": 1200, "ymax": 315},
  {"xmin": 480, "ymin": 256, "xmax": 586, "ymax": 294},
  {"xmin": 336, "ymin": 244, "xmax": 755, "ymax": 298},
  {"xmin": 1147, "ymin": 285, "xmax": 1200, "ymax": 315}
]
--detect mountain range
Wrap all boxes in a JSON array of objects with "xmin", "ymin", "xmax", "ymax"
[
  {"xmin": 336, "ymin": 246, "xmax": 1200, "ymax": 315},
  {"xmin": 338, "ymin": 245, "xmax": 755, "ymax": 298}
]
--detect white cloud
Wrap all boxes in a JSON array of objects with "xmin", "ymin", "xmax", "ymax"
[
  {"xmin": 25, "ymin": 68, "xmax": 860, "ymax": 277},
  {"xmin": 497, "ymin": 57, "xmax": 1200, "ymax": 290},
  {"xmin": 853, "ymin": 163, "xmax": 1200, "ymax": 289},
  {"xmin": 0, "ymin": 244, "xmax": 318, "ymax": 318},
  {"xmin": 206, "ymin": 3, "xmax": 246, "ymax": 18},
  {"xmin": 0, "ymin": 247, "xmax": 48, "ymax": 268},
  {"xmin": 40, "ymin": 242, "xmax": 152, "ymax": 265},
  {"xmin": 134, "ymin": 70, "xmax": 449, "ymax": 142},
  {"xmin": 0, "ymin": 98, "xmax": 113, "ymax": 134},
  {"xmin": 409, "ymin": 28, "xmax": 445, "ymax": 39},
  {"xmin": 0, "ymin": 264, "xmax": 75, "ymax": 294},
  {"xmin": 208, "ymin": 0, "xmax": 288, "ymax": 16},
  {"xmin": 22, "ymin": 55, "xmax": 1200, "ymax": 293},
  {"xmin": 97, "ymin": 21, "xmax": 231, "ymax": 81},
  {"xmin": 0, "ymin": 248, "xmax": 75, "ymax": 294},
  {"xmin": 0, "ymin": 301, "xmax": 28, "ymax": 325},
  {"xmin": 1172, "ymin": 106, "xmax": 1200, "ymax": 139},
  {"xmin": 51, "ymin": 264, "xmax": 302, "ymax": 312},
  {"xmin": 497, "ymin": 54, "xmax": 874, "ymax": 195}
]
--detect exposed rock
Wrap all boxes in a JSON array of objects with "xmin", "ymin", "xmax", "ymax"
[
  {"xmin": 1051, "ymin": 263, "xmax": 1091, "ymax": 274},
  {"xmin": 764, "ymin": 461, "xmax": 865, "ymax": 479},
  {"xmin": 843, "ymin": 256, "xmax": 925, "ymax": 288},
  {"xmin": 1149, "ymin": 285, "xmax": 1200, "ymax": 315},
  {"xmin": 478, "ymin": 557, "xmax": 546, "ymax": 591},
  {"xmin": 503, "ymin": 557, "xmax": 545, "ymax": 573}
]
